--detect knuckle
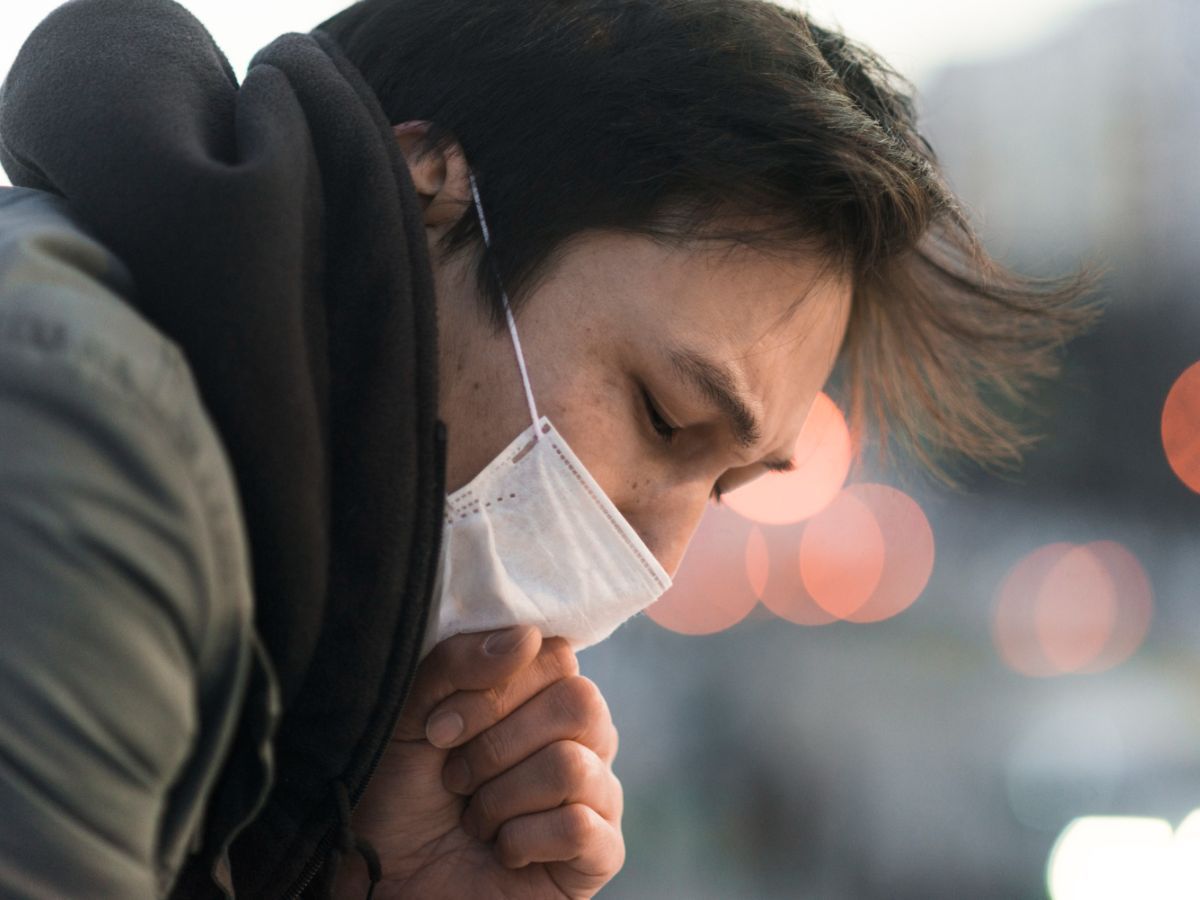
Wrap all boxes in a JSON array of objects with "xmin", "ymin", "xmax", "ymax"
[
  {"xmin": 472, "ymin": 782, "xmax": 504, "ymax": 832},
  {"xmin": 558, "ymin": 803, "xmax": 598, "ymax": 846},
  {"xmin": 551, "ymin": 739, "xmax": 593, "ymax": 787},
  {"xmin": 494, "ymin": 822, "xmax": 519, "ymax": 867},
  {"xmin": 575, "ymin": 675, "xmax": 609, "ymax": 721},
  {"xmin": 554, "ymin": 676, "xmax": 605, "ymax": 732},
  {"xmin": 541, "ymin": 637, "xmax": 580, "ymax": 679},
  {"xmin": 550, "ymin": 681, "xmax": 589, "ymax": 732},
  {"xmin": 611, "ymin": 773, "xmax": 625, "ymax": 822},
  {"xmin": 479, "ymin": 682, "xmax": 511, "ymax": 723},
  {"xmin": 614, "ymin": 831, "xmax": 627, "ymax": 872},
  {"xmin": 473, "ymin": 723, "xmax": 513, "ymax": 773}
]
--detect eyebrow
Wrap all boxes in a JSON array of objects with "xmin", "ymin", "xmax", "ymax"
[{"xmin": 665, "ymin": 346, "xmax": 796, "ymax": 472}]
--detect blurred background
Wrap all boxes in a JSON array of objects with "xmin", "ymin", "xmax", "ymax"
[
  {"xmin": 592, "ymin": 2, "xmax": 1200, "ymax": 898},
  {"xmin": 3, "ymin": 1, "xmax": 1197, "ymax": 897}
]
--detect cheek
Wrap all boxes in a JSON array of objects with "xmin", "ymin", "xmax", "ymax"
[
  {"xmin": 549, "ymin": 369, "xmax": 669, "ymax": 511},
  {"xmin": 585, "ymin": 397, "xmax": 709, "ymax": 565},
  {"xmin": 541, "ymin": 366, "xmax": 640, "ymax": 480},
  {"xmin": 540, "ymin": 364, "xmax": 708, "ymax": 570},
  {"xmin": 620, "ymin": 473, "xmax": 714, "ymax": 577},
  {"xmin": 569, "ymin": 384, "xmax": 646, "ymax": 491}
]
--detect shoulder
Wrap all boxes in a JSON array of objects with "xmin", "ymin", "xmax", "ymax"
[
  {"xmin": 0, "ymin": 183, "xmax": 265, "ymax": 695},
  {"xmin": 0, "ymin": 185, "xmax": 186, "ymax": 418},
  {"xmin": 0, "ymin": 186, "xmax": 276, "ymax": 888}
]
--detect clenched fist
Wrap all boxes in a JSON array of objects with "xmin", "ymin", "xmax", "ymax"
[{"xmin": 333, "ymin": 626, "xmax": 625, "ymax": 899}]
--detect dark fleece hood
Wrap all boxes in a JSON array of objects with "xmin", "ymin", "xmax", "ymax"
[{"xmin": 0, "ymin": 0, "xmax": 447, "ymax": 895}]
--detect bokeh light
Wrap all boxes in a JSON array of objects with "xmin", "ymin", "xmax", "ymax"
[
  {"xmin": 993, "ymin": 541, "xmax": 1153, "ymax": 677},
  {"xmin": 722, "ymin": 391, "xmax": 851, "ymax": 525},
  {"xmin": 994, "ymin": 543, "xmax": 1071, "ymax": 677},
  {"xmin": 1081, "ymin": 541, "xmax": 1153, "ymax": 672},
  {"xmin": 755, "ymin": 519, "xmax": 838, "ymax": 627},
  {"xmin": 1047, "ymin": 812, "xmax": 1200, "ymax": 900},
  {"xmin": 643, "ymin": 505, "xmax": 759, "ymax": 635},
  {"xmin": 841, "ymin": 484, "xmax": 936, "ymax": 624},
  {"xmin": 745, "ymin": 526, "xmax": 769, "ymax": 598},
  {"xmin": 799, "ymin": 489, "xmax": 885, "ymax": 618},
  {"xmin": 744, "ymin": 483, "xmax": 935, "ymax": 626},
  {"xmin": 1033, "ymin": 545, "xmax": 1118, "ymax": 673},
  {"xmin": 1162, "ymin": 360, "xmax": 1200, "ymax": 494}
]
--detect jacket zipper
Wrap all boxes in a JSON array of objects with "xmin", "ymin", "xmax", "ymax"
[{"xmin": 285, "ymin": 421, "xmax": 447, "ymax": 898}]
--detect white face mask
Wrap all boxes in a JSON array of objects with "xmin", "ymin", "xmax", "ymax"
[{"xmin": 419, "ymin": 171, "xmax": 673, "ymax": 661}]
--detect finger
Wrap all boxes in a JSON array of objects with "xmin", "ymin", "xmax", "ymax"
[
  {"xmin": 442, "ymin": 674, "xmax": 616, "ymax": 795},
  {"xmin": 463, "ymin": 740, "xmax": 623, "ymax": 843},
  {"xmin": 494, "ymin": 803, "xmax": 625, "ymax": 893},
  {"xmin": 423, "ymin": 636, "xmax": 580, "ymax": 750},
  {"xmin": 392, "ymin": 625, "xmax": 542, "ymax": 741}
]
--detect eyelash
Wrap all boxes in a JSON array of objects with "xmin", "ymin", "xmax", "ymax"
[
  {"xmin": 641, "ymin": 388, "xmax": 724, "ymax": 505},
  {"xmin": 642, "ymin": 388, "xmax": 678, "ymax": 444}
]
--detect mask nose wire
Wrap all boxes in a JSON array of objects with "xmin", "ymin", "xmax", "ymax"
[{"xmin": 468, "ymin": 170, "xmax": 542, "ymax": 440}]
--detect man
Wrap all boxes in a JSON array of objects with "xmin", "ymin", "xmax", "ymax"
[{"xmin": 0, "ymin": 0, "xmax": 1094, "ymax": 896}]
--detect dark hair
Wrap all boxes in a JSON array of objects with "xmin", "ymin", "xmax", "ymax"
[{"xmin": 317, "ymin": 0, "xmax": 1099, "ymax": 478}]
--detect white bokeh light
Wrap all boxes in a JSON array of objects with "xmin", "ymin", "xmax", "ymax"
[{"xmin": 1047, "ymin": 812, "xmax": 1200, "ymax": 900}]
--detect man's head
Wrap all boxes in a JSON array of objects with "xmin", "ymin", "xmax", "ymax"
[
  {"xmin": 399, "ymin": 134, "xmax": 852, "ymax": 575},
  {"xmin": 318, "ymin": 0, "xmax": 1095, "ymax": 575}
]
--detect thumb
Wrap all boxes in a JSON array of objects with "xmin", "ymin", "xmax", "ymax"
[{"xmin": 393, "ymin": 625, "xmax": 542, "ymax": 741}]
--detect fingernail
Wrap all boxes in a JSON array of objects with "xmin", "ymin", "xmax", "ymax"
[
  {"xmin": 426, "ymin": 711, "xmax": 464, "ymax": 748},
  {"xmin": 444, "ymin": 756, "xmax": 471, "ymax": 794},
  {"xmin": 483, "ymin": 625, "xmax": 532, "ymax": 656}
]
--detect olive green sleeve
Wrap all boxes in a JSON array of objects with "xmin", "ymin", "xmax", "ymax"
[
  {"xmin": 0, "ymin": 343, "xmax": 215, "ymax": 897},
  {"xmin": 0, "ymin": 187, "xmax": 270, "ymax": 899}
]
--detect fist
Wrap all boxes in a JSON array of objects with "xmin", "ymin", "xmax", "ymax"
[{"xmin": 333, "ymin": 626, "xmax": 625, "ymax": 899}]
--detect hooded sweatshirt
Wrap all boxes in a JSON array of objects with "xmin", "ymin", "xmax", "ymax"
[{"xmin": 0, "ymin": 0, "xmax": 446, "ymax": 895}]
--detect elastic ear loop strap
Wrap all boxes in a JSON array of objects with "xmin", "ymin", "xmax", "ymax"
[{"xmin": 468, "ymin": 171, "xmax": 541, "ymax": 439}]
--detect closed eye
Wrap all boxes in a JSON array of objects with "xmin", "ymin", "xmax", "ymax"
[
  {"xmin": 642, "ymin": 386, "xmax": 793, "ymax": 505},
  {"xmin": 711, "ymin": 458, "xmax": 796, "ymax": 506},
  {"xmin": 642, "ymin": 388, "xmax": 678, "ymax": 444}
]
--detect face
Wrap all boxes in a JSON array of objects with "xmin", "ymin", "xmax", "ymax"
[{"xmin": 396, "ymin": 124, "xmax": 853, "ymax": 578}]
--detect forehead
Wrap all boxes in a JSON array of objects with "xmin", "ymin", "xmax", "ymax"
[
  {"xmin": 552, "ymin": 230, "xmax": 852, "ymax": 394},
  {"xmin": 635, "ymin": 238, "xmax": 852, "ymax": 372},
  {"xmin": 673, "ymin": 239, "xmax": 847, "ymax": 328}
]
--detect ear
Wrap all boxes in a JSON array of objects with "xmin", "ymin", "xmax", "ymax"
[{"xmin": 392, "ymin": 120, "xmax": 472, "ymax": 230}]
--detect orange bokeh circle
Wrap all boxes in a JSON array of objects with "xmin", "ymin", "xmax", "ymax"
[
  {"xmin": 841, "ymin": 484, "xmax": 935, "ymax": 624},
  {"xmin": 994, "ymin": 543, "xmax": 1072, "ymax": 677},
  {"xmin": 723, "ymin": 392, "xmax": 851, "ymax": 525},
  {"xmin": 756, "ymin": 519, "xmax": 838, "ymax": 627},
  {"xmin": 993, "ymin": 541, "xmax": 1153, "ymax": 677},
  {"xmin": 1078, "ymin": 541, "xmax": 1153, "ymax": 673},
  {"xmin": 1162, "ymin": 360, "xmax": 1200, "ymax": 493},
  {"xmin": 643, "ymin": 505, "xmax": 759, "ymax": 636},
  {"xmin": 799, "ymin": 490, "xmax": 885, "ymax": 619},
  {"xmin": 745, "ymin": 526, "xmax": 769, "ymax": 598},
  {"xmin": 1033, "ymin": 545, "xmax": 1119, "ymax": 673}
]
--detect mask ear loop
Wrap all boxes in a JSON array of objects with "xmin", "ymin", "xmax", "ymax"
[{"xmin": 468, "ymin": 170, "xmax": 542, "ymax": 441}]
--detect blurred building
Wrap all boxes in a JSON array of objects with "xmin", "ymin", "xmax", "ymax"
[{"xmin": 918, "ymin": 0, "xmax": 1200, "ymax": 283}]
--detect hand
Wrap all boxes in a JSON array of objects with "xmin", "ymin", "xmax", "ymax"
[{"xmin": 333, "ymin": 626, "xmax": 625, "ymax": 899}]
